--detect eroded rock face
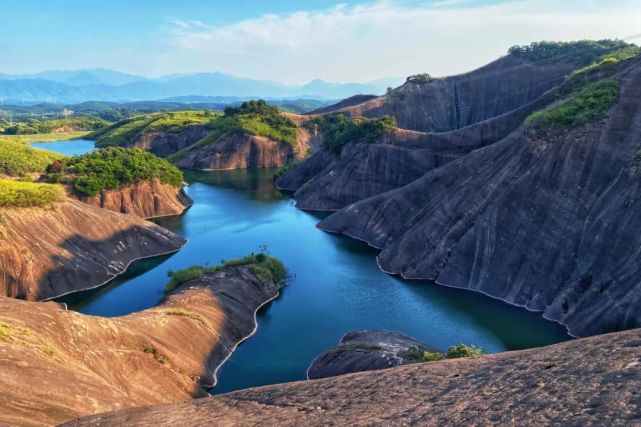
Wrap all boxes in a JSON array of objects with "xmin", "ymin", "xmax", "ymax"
[
  {"xmin": 64, "ymin": 329, "xmax": 641, "ymax": 426},
  {"xmin": 340, "ymin": 55, "xmax": 578, "ymax": 133},
  {"xmin": 69, "ymin": 179, "xmax": 192, "ymax": 219},
  {"xmin": 0, "ymin": 198, "xmax": 185, "ymax": 300},
  {"xmin": 319, "ymin": 59, "xmax": 641, "ymax": 337},
  {"xmin": 0, "ymin": 266, "xmax": 280, "ymax": 427},
  {"xmin": 307, "ymin": 330, "xmax": 437, "ymax": 379},
  {"xmin": 173, "ymin": 132, "xmax": 298, "ymax": 170},
  {"xmin": 131, "ymin": 125, "xmax": 210, "ymax": 157}
]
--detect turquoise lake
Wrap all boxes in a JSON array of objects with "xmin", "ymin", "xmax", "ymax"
[{"xmin": 40, "ymin": 139, "xmax": 570, "ymax": 394}]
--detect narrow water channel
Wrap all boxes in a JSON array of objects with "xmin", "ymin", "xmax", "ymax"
[{"xmin": 38, "ymin": 139, "xmax": 570, "ymax": 394}]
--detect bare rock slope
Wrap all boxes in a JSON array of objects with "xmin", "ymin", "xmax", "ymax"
[
  {"xmin": 65, "ymin": 328, "xmax": 641, "ymax": 426},
  {"xmin": 0, "ymin": 198, "xmax": 185, "ymax": 300},
  {"xmin": 320, "ymin": 58, "xmax": 641, "ymax": 337},
  {"xmin": 70, "ymin": 179, "xmax": 192, "ymax": 219},
  {"xmin": 0, "ymin": 265, "xmax": 280, "ymax": 427},
  {"xmin": 307, "ymin": 330, "xmax": 437, "ymax": 379}
]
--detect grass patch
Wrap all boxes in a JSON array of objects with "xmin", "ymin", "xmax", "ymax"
[
  {"xmin": 399, "ymin": 344, "xmax": 485, "ymax": 364},
  {"xmin": 0, "ymin": 321, "xmax": 32, "ymax": 343},
  {"xmin": 570, "ymin": 45, "xmax": 640, "ymax": 79},
  {"xmin": 90, "ymin": 111, "xmax": 214, "ymax": 148},
  {"xmin": 142, "ymin": 343, "xmax": 167, "ymax": 364},
  {"xmin": 44, "ymin": 147, "xmax": 183, "ymax": 197},
  {"xmin": 526, "ymin": 80, "xmax": 620, "ymax": 129},
  {"xmin": 0, "ymin": 140, "xmax": 63, "ymax": 176},
  {"xmin": 308, "ymin": 114, "xmax": 396, "ymax": 155},
  {"xmin": 0, "ymin": 131, "xmax": 90, "ymax": 144},
  {"xmin": 165, "ymin": 248, "xmax": 286, "ymax": 293},
  {"xmin": 446, "ymin": 344, "xmax": 485, "ymax": 359},
  {"xmin": 164, "ymin": 309, "xmax": 210, "ymax": 328},
  {"xmin": 0, "ymin": 180, "xmax": 64, "ymax": 207}
]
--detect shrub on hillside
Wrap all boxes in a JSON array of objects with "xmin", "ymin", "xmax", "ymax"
[
  {"xmin": 0, "ymin": 141, "xmax": 63, "ymax": 176},
  {"xmin": 309, "ymin": 114, "xmax": 396, "ymax": 154},
  {"xmin": 0, "ymin": 179, "xmax": 63, "ymax": 207}
]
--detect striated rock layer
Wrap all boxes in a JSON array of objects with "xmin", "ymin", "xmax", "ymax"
[
  {"xmin": 64, "ymin": 328, "xmax": 641, "ymax": 426},
  {"xmin": 319, "ymin": 58, "xmax": 641, "ymax": 337},
  {"xmin": 0, "ymin": 266, "xmax": 280, "ymax": 427},
  {"xmin": 0, "ymin": 198, "xmax": 185, "ymax": 300},
  {"xmin": 69, "ymin": 179, "xmax": 192, "ymax": 219},
  {"xmin": 307, "ymin": 330, "xmax": 437, "ymax": 379}
]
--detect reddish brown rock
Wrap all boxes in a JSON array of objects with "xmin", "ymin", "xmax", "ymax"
[
  {"xmin": 69, "ymin": 179, "xmax": 192, "ymax": 219},
  {"xmin": 64, "ymin": 329, "xmax": 641, "ymax": 427},
  {"xmin": 0, "ymin": 265, "xmax": 280, "ymax": 427},
  {"xmin": 0, "ymin": 198, "xmax": 185, "ymax": 300}
]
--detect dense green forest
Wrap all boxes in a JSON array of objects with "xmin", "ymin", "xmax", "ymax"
[
  {"xmin": 44, "ymin": 147, "xmax": 183, "ymax": 196},
  {"xmin": 308, "ymin": 114, "xmax": 397, "ymax": 154},
  {"xmin": 508, "ymin": 40, "xmax": 637, "ymax": 66}
]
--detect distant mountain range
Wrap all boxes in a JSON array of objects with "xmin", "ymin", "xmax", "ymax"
[{"xmin": 0, "ymin": 69, "xmax": 403, "ymax": 104}]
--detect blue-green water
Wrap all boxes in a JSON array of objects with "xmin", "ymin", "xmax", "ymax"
[
  {"xmin": 48, "ymin": 139, "xmax": 570, "ymax": 394},
  {"xmin": 31, "ymin": 139, "xmax": 96, "ymax": 156}
]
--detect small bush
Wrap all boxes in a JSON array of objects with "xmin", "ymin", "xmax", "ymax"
[
  {"xmin": 406, "ymin": 73, "xmax": 433, "ymax": 84},
  {"xmin": 44, "ymin": 147, "xmax": 183, "ymax": 196},
  {"xmin": 165, "ymin": 309, "xmax": 210, "ymax": 328},
  {"xmin": 0, "ymin": 180, "xmax": 63, "ymax": 207},
  {"xmin": 446, "ymin": 344, "xmax": 485, "ymax": 359},
  {"xmin": 526, "ymin": 80, "xmax": 620, "ymax": 129}
]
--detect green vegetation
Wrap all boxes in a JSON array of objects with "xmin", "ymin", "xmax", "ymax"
[
  {"xmin": 406, "ymin": 73, "xmax": 433, "ymax": 84},
  {"xmin": 169, "ymin": 100, "xmax": 298, "ymax": 161},
  {"xmin": 0, "ymin": 131, "xmax": 89, "ymax": 144},
  {"xmin": 570, "ymin": 45, "xmax": 640, "ymax": 79},
  {"xmin": 0, "ymin": 322, "xmax": 31, "ymax": 343},
  {"xmin": 274, "ymin": 159, "xmax": 304, "ymax": 181},
  {"xmin": 0, "ymin": 140, "xmax": 63, "ymax": 176},
  {"xmin": 2, "ymin": 116, "xmax": 109, "ymax": 135},
  {"xmin": 526, "ymin": 80, "xmax": 620, "ymax": 128},
  {"xmin": 446, "ymin": 344, "xmax": 486, "ymax": 358},
  {"xmin": 142, "ymin": 343, "xmax": 166, "ymax": 364},
  {"xmin": 90, "ymin": 111, "xmax": 214, "ymax": 147},
  {"xmin": 44, "ymin": 147, "xmax": 183, "ymax": 196},
  {"xmin": 165, "ymin": 309, "xmax": 210, "ymax": 328},
  {"xmin": 165, "ymin": 248, "xmax": 286, "ymax": 293},
  {"xmin": 400, "ymin": 343, "xmax": 485, "ymax": 364},
  {"xmin": 508, "ymin": 40, "xmax": 636, "ymax": 67},
  {"xmin": 0, "ymin": 180, "xmax": 63, "ymax": 207},
  {"xmin": 308, "ymin": 113, "xmax": 397, "ymax": 154}
]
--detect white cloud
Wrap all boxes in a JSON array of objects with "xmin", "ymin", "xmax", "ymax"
[{"xmin": 161, "ymin": 0, "xmax": 641, "ymax": 84}]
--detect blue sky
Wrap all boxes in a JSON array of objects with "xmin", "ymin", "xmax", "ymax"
[{"xmin": 1, "ymin": 0, "xmax": 640, "ymax": 83}]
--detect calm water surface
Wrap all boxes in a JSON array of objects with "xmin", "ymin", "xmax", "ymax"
[
  {"xmin": 31, "ymin": 139, "xmax": 96, "ymax": 156},
  {"xmin": 49, "ymin": 139, "xmax": 570, "ymax": 393}
]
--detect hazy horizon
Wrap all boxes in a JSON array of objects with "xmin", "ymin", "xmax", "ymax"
[{"xmin": 2, "ymin": 0, "xmax": 640, "ymax": 85}]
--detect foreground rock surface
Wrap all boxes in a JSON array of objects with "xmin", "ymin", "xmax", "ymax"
[
  {"xmin": 308, "ymin": 330, "xmax": 437, "ymax": 379},
  {"xmin": 0, "ymin": 198, "xmax": 185, "ymax": 300},
  {"xmin": 70, "ymin": 179, "xmax": 193, "ymax": 219},
  {"xmin": 0, "ymin": 266, "xmax": 280, "ymax": 427},
  {"xmin": 65, "ymin": 329, "xmax": 641, "ymax": 426}
]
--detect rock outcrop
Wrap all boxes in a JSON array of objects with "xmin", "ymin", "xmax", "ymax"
[
  {"xmin": 64, "ymin": 328, "xmax": 641, "ymax": 426},
  {"xmin": 307, "ymin": 330, "xmax": 437, "ymax": 379},
  {"xmin": 319, "ymin": 57, "xmax": 641, "ymax": 337},
  {"xmin": 0, "ymin": 198, "xmax": 185, "ymax": 300},
  {"xmin": 69, "ymin": 179, "xmax": 192, "ymax": 219},
  {"xmin": 130, "ymin": 125, "xmax": 210, "ymax": 157},
  {"xmin": 0, "ymin": 265, "xmax": 281, "ymax": 427},
  {"xmin": 337, "ymin": 55, "xmax": 580, "ymax": 133},
  {"xmin": 173, "ymin": 132, "xmax": 300, "ymax": 170}
]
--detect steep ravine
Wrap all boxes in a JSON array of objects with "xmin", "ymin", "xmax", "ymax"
[
  {"xmin": 0, "ymin": 198, "xmax": 185, "ymax": 300},
  {"xmin": 0, "ymin": 265, "xmax": 280, "ymax": 427},
  {"xmin": 64, "ymin": 328, "xmax": 641, "ymax": 426},
  {"xmin": 319, "ymin": 58, "xmax": 641, "ymax": 337}
]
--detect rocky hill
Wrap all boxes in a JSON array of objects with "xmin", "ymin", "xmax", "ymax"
[
  {"xmin": 0, "ymin": 198, "xmax": 185, "ymax": 300},
  {"xmin": 0, "ymin": 263, "xmax": 282, "ymax": 427},
  {"xmin": 64, "ymin": 328, "xmax": 641, "ymax": 426}
]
